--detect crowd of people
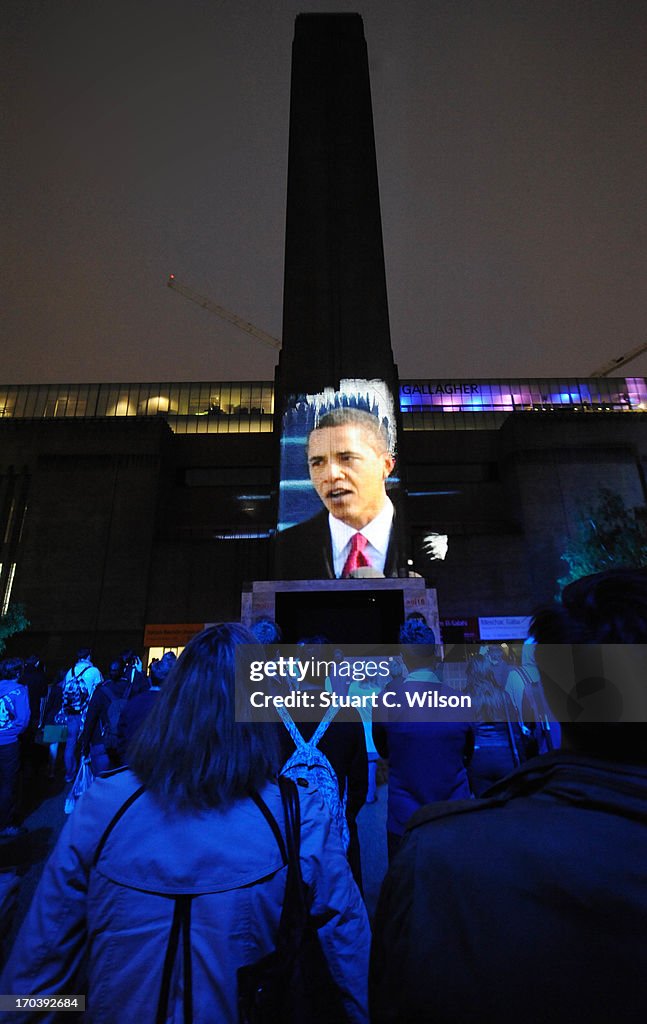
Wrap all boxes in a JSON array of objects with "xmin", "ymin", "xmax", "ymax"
[
  {"xmin": 0, "ymin": 568, "xmax": 645, "ymax": 1021},
  {"xmin": 0, "ymin": 647, "xmax": 177, "ymax": 841}
]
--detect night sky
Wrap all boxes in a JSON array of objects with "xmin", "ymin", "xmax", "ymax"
[{"xmin": 3, "ymin": 0, "xmax": 647, "ymax": 385}]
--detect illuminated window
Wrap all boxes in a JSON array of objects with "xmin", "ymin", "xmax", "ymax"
[
  {"xmin": 147, "ymin": 645, "xmax": 185, "ymax": 666},
  {"xmin": 3, "ymin": 500, "xmax": 16, "ymax": 545},
  {"xmin": 1, "ymin": 563, "xmax": 17, "ymax": 616}
]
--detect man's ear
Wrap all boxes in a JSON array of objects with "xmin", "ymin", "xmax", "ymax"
[{"xmin": 383, "ymin": 453, "xmax": 396, "ymax": 478}]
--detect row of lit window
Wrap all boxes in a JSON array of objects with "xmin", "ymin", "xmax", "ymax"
[
  {"xmin": 0, "ymin": 383, "xmax": 275, "ymax": 421},
  {"xmin": 0, "ymin": 380, "xmax": 645, "ymax": 434}
]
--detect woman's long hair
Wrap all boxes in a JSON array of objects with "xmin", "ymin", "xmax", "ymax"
[
  {"xmin": 465, "ymin": 654, "xmax": 512, "ymax": 722},
  {"xmin": 129, "ymin": 623, "xmax": 279, "ymax": 809}
]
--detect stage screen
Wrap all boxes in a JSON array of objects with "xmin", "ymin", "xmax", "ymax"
[
  {"xmin": 274, "ymin": 379, "xmax": 402, "ymax": 580},
  {"xmin": 275, "ymin": 588, "xmax": 405, "ymax": 643}
]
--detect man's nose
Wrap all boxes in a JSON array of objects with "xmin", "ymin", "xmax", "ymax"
[{"xmin": 329, "ymin": 458, "xmax": 345, "ymax": 481}]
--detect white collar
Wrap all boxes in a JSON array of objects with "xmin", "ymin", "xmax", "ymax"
[{"xmin": 328, "ymin": 497, "xmax": 394, "ymax": 556}]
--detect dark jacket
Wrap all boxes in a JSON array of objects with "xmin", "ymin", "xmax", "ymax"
[
  {"xmin": 468, "ymin": 719, "xmax": 525, "ymax": 796},
  {"xmin": 373, "ymin": 668, "xmax": 474, "ymax": 835},
  {"xmin": 1, "ymin": 770, "xmax": 370, "ymax": 1024},
  {"xmin": 370, "ymin": 751, "xmax": 647, "ymax": 1024},
  {"xmin": 41, "ymin": 683, "xmax": 63, "ymax": 727},
  {"xmin": 81, "ymin": 677, "xmax": 146, "ymax": 757},
  {"xmin": 274, "ymin": 508, "xmax": 408, "ymax": 579},
  {"xmin": 115, "ymin": 689, "xmax": 160, "ymax": 763},
  {"xmin": 20, "ymin": 664, "xmax": 49, "ymax": 726}
]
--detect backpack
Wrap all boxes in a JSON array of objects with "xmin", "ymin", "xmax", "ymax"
[
  {"xmin": 101, "ymin": 679, "xmax": 135, "ymax": 753},
  {"xmin": 276, "ymin": 703, "xmax": 350, "ymax": 852},
  {"xmin": 62, "ymin": 666, "xmax": 90, "ymax": 713}
]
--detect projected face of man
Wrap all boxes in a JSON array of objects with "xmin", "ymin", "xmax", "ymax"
[{"xmin": 307, "ymin": 423, "xmax": 395, "ymax": 530}]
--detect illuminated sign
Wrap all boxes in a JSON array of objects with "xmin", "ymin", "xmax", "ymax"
[
  {"xmin": 399, "ymin": 378, "xmax": 647, "ymax": 413},
  {"xmin": 144, "ymin": 623, "xmax": 204, "ymax": 647},
  {"xmin": 401, "ymin": 384, "xmax": 481, "ymax": 396},
  {"xmin": 478, "ymin": 616, "xmax": 532, "ymax": 640}
]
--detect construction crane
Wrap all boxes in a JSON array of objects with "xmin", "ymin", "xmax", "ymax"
[
  {"xmin": 167, "ymin": 275, "xmax": 281, "ymax": 350},
  {"xmin": 590, "ymin": 341, "xmax": 647, "ymax": 377}
]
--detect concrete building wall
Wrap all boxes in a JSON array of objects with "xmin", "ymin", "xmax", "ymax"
[
  {"xmin": 1, "ymin": 419, "xmax": 167, "ymax": 666},
  {"xmin": 2, "ymin": 411, "xmax": 647, "ymax": 660},
  {"xmin": 402, "ymin": 413, "xmax": 647, "ymax": 619}
]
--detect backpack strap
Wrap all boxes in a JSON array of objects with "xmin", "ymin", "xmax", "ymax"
[
  {"xmin": 278, "ymin": 777, "xmax": 308, "ymax": 920},
  {"xmin": 310, "ymin": 703, "xmax": 339, "ymax": 748},
  {"xmin": 251, "ymin": 790, "xmax": 288, "ymax": 863},
  {"xmin": 103, "ymin": 678, "xmax": 135, "ymax": 705},
  {"xmin": 513, "ymin": 664, "xmax": 534, "ymax": 689},
  {"xmin": 66, "ymin": 666, "xmax": 90, "ymax": 705},
  {"xmin": 252, "ymin": 782, "xmax": 308, "ymax": 923},
  {"xmin": 254, "ymin": 780, "xmax": 308, "ymax": 924},
  {"xmin": 92, "ymin": 785, "xmax": 146, "ymax": 867},
  {"xmin": 276, "ymin": 701, "xmax": 340, "ymax": 755},
  {"xmin": 501, "ymin": 692, "xmax": 523, "ymax": 767},
  {"xmin": 275, "ymin": 702, "xmax": 308, "ymax": 750}
]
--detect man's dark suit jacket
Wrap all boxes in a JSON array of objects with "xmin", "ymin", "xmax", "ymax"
[{"xmin": 274, "ymin": 508, "xmax": 408, "ymax": 580}]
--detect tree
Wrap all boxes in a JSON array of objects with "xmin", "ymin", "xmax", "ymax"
[
  {"xmin": 558, "ymin": 488, "xmax": 647, "ymax": 593},
  {"xmin": 0, "ymin": 603, "xmax": 30, "ymax": 656}
]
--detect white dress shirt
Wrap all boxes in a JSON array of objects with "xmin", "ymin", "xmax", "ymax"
[{"xmin": 329, "ymin": 498, "xmax": 395, "ymax": 577}]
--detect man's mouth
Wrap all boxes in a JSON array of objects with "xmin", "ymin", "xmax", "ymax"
[{"xmin": 328, "ymin": 488, "xmax": 352, "ymax": 500}]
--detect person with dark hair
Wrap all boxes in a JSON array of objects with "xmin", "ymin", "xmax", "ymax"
[
  {"xmin": 479, "ymin": 641, "xmax": 512, "ymax": 689},
  {"xmin": 505, "ymin": 638, "xmax": 561, "ymax": 756},
  {"xmin": 250, "ymin": 616, "xmax": 283, "ymax": 645},
  {"xmin": 20, "ymin": 655, "xmax": 48, "ymax": 727},
  {"xmin": 370, "ymin": 568, "xmax": 647, "ymax": 1024},
  {"xmin": 249, "ymin": 618, "xmax": 285, "ymax": 688},
  {"xmin": 1, "ymin": 624, "xmax": 370, "ymax": 1022},
  {"xmin": 39, "ymin": 668, "xmax": 66, "ymax": 780},
  {"xmin": 465, "ymin": 653, "xmax": 525, "ymax": 796},
  {"xmin": 0, "ymin": 658, "xmax": 29, "ymax": 838},
  {"xmin": 118, "ymin": 649, "xmax": 147, "ymax": 691},
  {"xmin": 17, "ymin": 655, "xmax": 50, "ymax": 807},
  {"xmin": 558, "ymin": 566, "xmax": 647, "ymax": 643},
  {"xmin": 80, "ymin": 658, "xmax": 144, "ymax": 775},
  {"xmin": 528, "ymin": 567, "xmax": 646, "ymax": 762},
  {"xmin": 398, "ymin": 617, "xmax": 435, "ymax": 645},
  {"xmin": 374, "ymin": 621, "xmax": 474, "ymax": 862},
  {"xmin": 115, "ymin": 651, "xmax": 177, "ymax": 763},
  {"xmin": 404, "ymin": 611, "xmax": 428, "ymax": 625},
  {"xmin": 275, "ymin": 407, "xmax": 409, "ymax": 579}
]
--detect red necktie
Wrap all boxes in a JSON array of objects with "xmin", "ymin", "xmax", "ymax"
[{"xmin": 342, "ymin": 533, "xmax": 371, "ymax": 577}]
